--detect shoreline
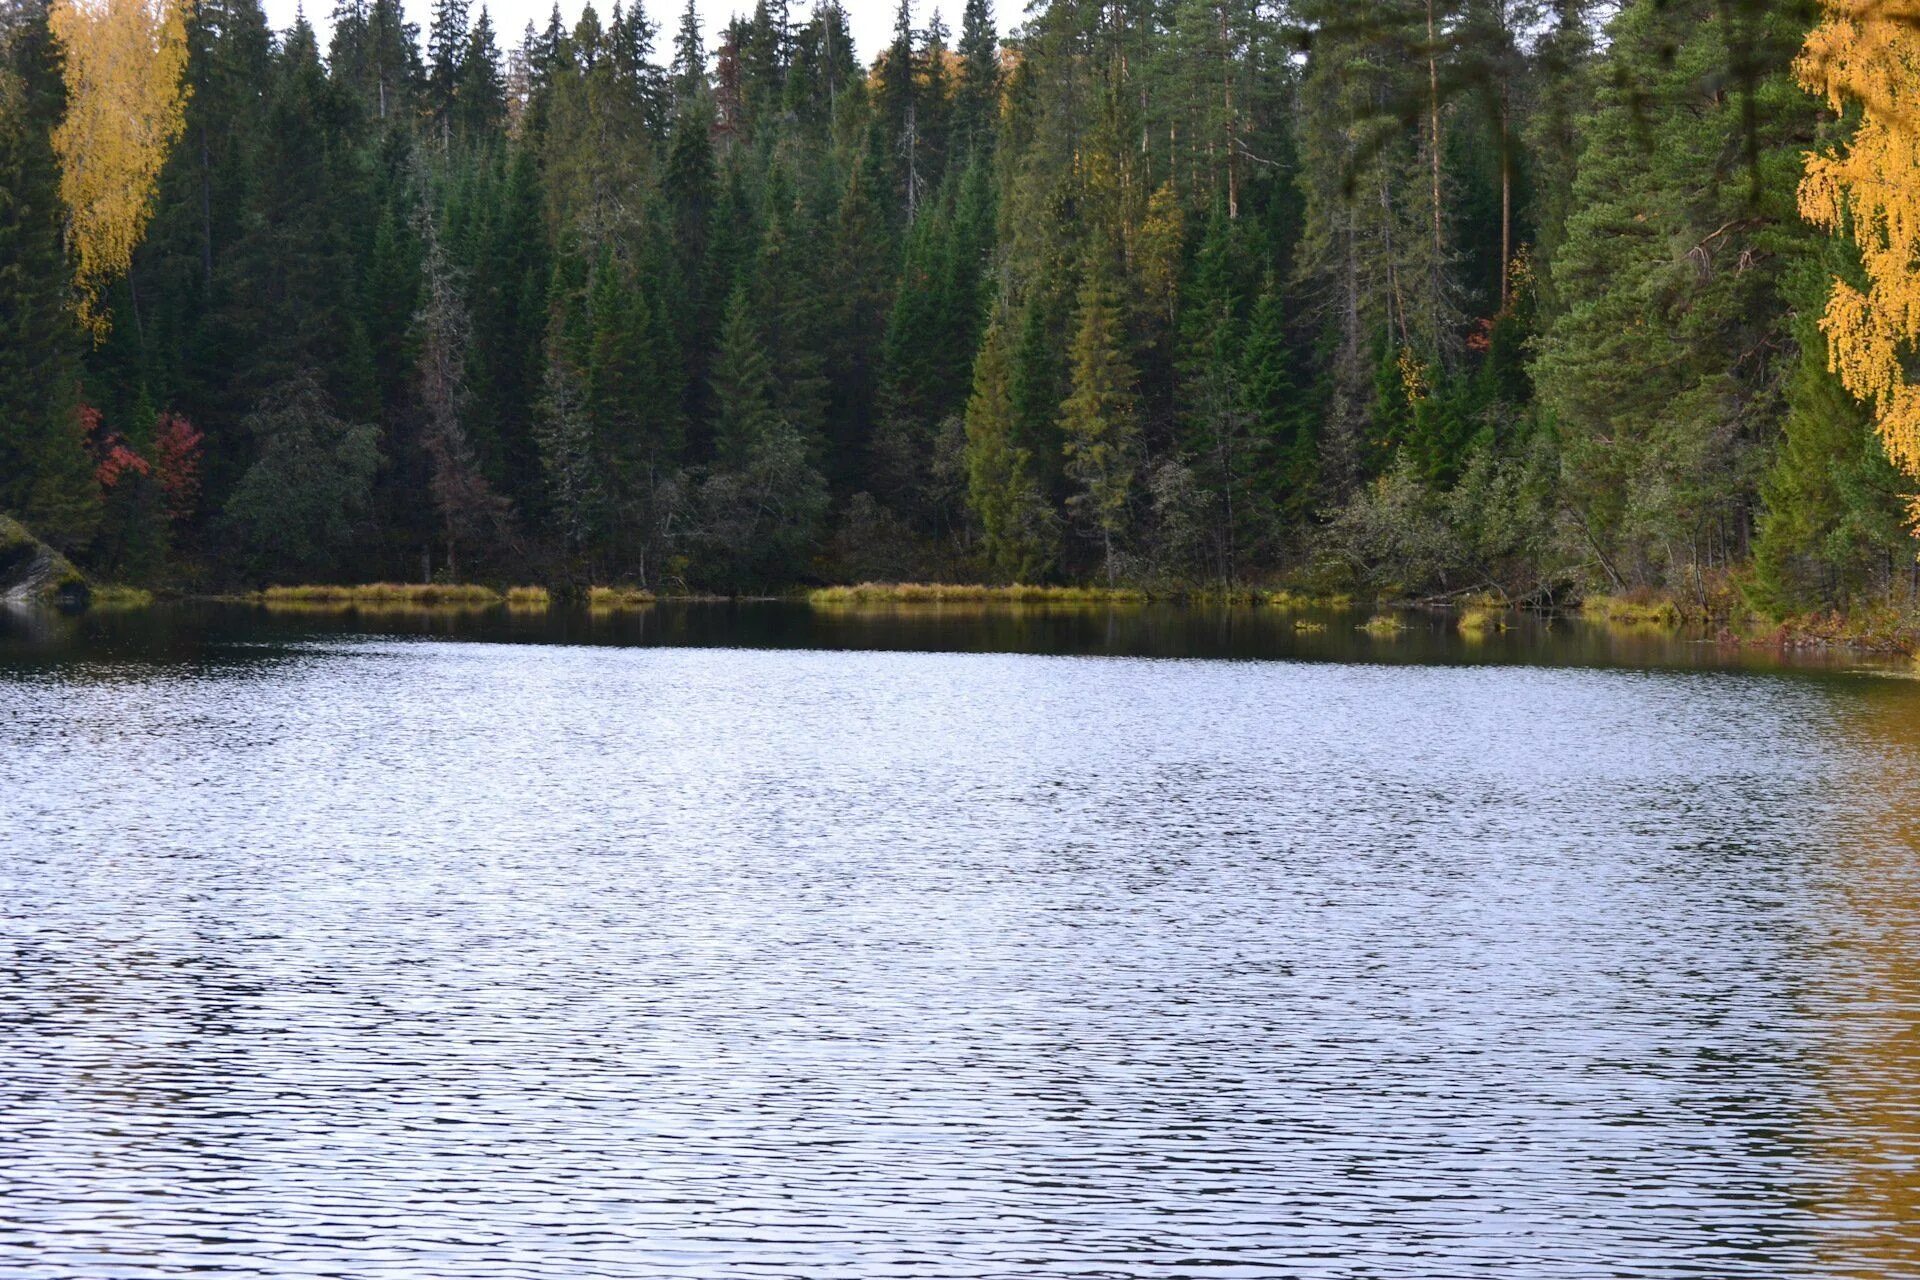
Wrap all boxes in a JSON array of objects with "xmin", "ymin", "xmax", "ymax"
[{"xmin": 35, "ymin": 579, "xmax": 1916, "ymax": 658}]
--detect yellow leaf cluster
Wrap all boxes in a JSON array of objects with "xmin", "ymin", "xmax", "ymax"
[
  {"xmin": 49, "ymin": 0, "xmax": 191, "ymax": 338},
  {"xmin": 1397, "ymin": 347, "xmax": 1428, "ymax": 406}
]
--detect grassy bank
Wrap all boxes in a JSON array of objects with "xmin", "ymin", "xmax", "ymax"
[
  {"xmin": 1579, "ymin": 593, "xmax": 1685, "ymax": 627},
  {"xmin": 262, "ymin": 583, "xmax": 504, "ymax": 606},
  {"xmin": 1457, "ymin": 606, "xmax": 1511, "ymax": 634},
  {"xmin": 1744, "ymin": 607, "xmax": 1920, "ymax": 655},
  {"xmin": 255, "ymin": 583, "xmax": 653, "ymax": 610},
  {"xmin": 1268, "ymin": 590, "xmax": 1357, "ymax": 609},
  {"xmin": 89, "ymin": 585, "xmax": 155, "ymax": 609},
  {"xmin": 587, "ymin": 585, "xmax": 655, "ymax": 608},
  {"xmin": 31, "ymin": 571, "xmax": 1920, "ymax": 657},
  {"xmin": 809, "ymin": 582, "xmax": 1147, "ymax": 605}
]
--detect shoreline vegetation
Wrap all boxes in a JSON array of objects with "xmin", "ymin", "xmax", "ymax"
[
  {"xmin": 23, "ymin": 564, "xmax": 1911, "ymax": 656},
  {"xmin": 808, "ymin": 582, "xmax": 1146, "ymax": 605}
]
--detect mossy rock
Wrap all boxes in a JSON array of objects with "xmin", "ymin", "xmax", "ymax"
[{"xmin": 0, "ymin": 515, "xmax": 87, "ymax": 606}]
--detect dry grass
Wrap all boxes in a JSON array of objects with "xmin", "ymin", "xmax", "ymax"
[
  {"xmin": 587, "ymin": 585, "xmax": 656, "ymax": 609},
  {"xmin": 1359, "ymin": 613, "xmax": 1408, "ymax": 636},
  {"xmin": 1268, "ymin": 589, "xmax": 1356, "ymax": 609},
  {"xmin": 1457, "ymin": 606, "xmax": 1510, "ymax": 635},
  {"xmin": 262, "ymin": 583, "xmax": 503, "ymax": 606},
  {"xmin": 1747, "ymin": 606, "xmax": 1920, "ymax": 655},
  {"xmin": 808, "ymin": 582, "xmax": 1145, "ymax": 605},
  {"xmin": 88, "ymin": 585, "xmax": 155, "ymax": 609},
  {"xmin": 506, "ymin": 585, "xmax": 551, "ymax": 608},
  {"xmin": 1580, "ymin": 592, "xmax": 1683, "ymax": 627},
  {"xmin": 1172, "ymin": 585, "xmax": 1268, "ymax": 606}
]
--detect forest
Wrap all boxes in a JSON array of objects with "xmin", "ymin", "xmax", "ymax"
[{"xmin": 3, "ymin": 0, "xmax": 1920, "ymax": 616}]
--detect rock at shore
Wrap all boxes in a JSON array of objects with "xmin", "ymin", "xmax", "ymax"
[{"xmin": 0, "ymin": 515, "xmax": 87, "ymax": 604}]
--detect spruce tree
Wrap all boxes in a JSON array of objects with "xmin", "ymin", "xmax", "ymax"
[
  {"xmin": 427, "ymin": 0, "xmax": 470, "ymax": 142},
  {"xmin": 454, "ymin": 8, "xmax": 507, "ymax": 142},
  {"xmin": 954, "ymin": 0, "xmax": 996, "ymax": 156},
  {"xmin": 670, "ymin": 0, "xmax": 704, "ymax": 100},
  {"xmin": 965, "ymin": 310, "xmax": 1054, "ymax": 579},
  {"xmin": 698, "ymin": 287, "xmax": 827, "ymax": 586},
  {"xmin": 1750, "ymin": 258, "xmax": 1911, "ymax": 616},
  {"xmin": 1059, "ymin": 253, "xmax": 1141, "ymax": 584},
  {"xmin": 0, "ymin": 0, "xmax": 93, "ymax": 549}
]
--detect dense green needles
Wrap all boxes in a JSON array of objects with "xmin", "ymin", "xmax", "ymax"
[{"xmin": 0, "ymin": 0, "xmax": 1916, "ymax": 649}]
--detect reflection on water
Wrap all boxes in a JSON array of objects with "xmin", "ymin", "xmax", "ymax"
[
  {"xmin": 1808, "ymin": 687, "xmax": 1920, "ymax": 1277},
  {"xmin": 2, "ymin": 597, "xmax": 1915, "ymax": 672},
  {"xmin": 1, "ymin": 604, "xmax": 1919, "ymax": 1278}
]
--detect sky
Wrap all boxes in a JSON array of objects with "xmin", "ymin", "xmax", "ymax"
[{"xmin": 259, "ymin": 0, "xmax": 913, "ymax": 74}]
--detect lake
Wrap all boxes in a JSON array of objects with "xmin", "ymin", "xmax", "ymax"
[{"xmin": 3, "ymin": 601, "xmax": 1919, "ymax": 1277}]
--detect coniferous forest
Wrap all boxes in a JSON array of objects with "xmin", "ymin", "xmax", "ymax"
[{"xmin": 4, "ymin": 0, "xmax": 1920, "ymax": 613}]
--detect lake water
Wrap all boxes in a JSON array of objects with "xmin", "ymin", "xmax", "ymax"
[{"xmin": 4, "ymin": 602, "xmax": 1920, "ymax": 1278}]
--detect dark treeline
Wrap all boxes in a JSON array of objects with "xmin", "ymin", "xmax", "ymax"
[{"xmin": 1, "ymin": 0, "xmax": 1915, "ymax": 606}]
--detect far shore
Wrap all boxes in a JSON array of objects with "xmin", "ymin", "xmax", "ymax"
[{"xmin": 28, "ymin": 579, "xmax": 1918, "ymax": 658}]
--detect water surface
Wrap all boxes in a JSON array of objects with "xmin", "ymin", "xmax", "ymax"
[{"xmin": 3, "ymin": 603, "xmax": 1919, "ymax": 1277}]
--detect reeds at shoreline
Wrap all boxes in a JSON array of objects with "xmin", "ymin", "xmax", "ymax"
[
  {"xmin": 808, "ymin": 582, "xmax": 1146, "ymax": 605},
  {"xmin": 262, "ymin": 583, "xmax": 503, "ymax": 606}
]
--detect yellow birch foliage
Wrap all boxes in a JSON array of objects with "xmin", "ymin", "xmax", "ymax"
[{"xmin": 48, "ymin": 0, "xmax": 191, "ymax": 338}]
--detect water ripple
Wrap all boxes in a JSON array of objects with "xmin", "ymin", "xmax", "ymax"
[{"xmin": 3, "ymin": 637, "xmax": 1919, "ymax": 1276}]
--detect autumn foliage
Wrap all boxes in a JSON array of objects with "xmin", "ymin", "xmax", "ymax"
[
  {"xmin": 79, "ymin": 403, "xmax": 148, "ymax": 489},
  {"xmin": 1797, "ymin": 0, "xmax": 1920, "ymax": 523},
  {"xmin": 152, "ymin": 412, "xmax": 203, "ymax": 524},
  {"xmin": 48, "ymin": 0, "xmax": 191, "ymax": 337}
]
